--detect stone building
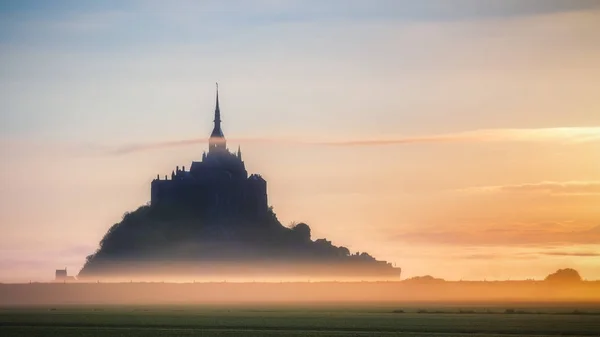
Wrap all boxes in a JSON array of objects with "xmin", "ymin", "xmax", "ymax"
[{"xmin": 150, "ymin": 85, "xmax": 268, "ymax": 218}]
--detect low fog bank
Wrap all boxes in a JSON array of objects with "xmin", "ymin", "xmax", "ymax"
[
  {"xmin": 2, "ymin": 280, "xmax": 599, "ymax": 306},
  {"xmin": 69, "ymin": 262, "xmax": 400, "ymax": 283}
]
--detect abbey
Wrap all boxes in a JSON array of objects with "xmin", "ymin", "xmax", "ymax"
[
  {"xmin": 79, "ymin": 84, "xmax": 402, "ymax": 281},
  {"xmin": 150, "ymin": 85, "xmax": 268, "ymax": 218}
]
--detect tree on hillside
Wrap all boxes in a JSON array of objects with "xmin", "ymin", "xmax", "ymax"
[
  {"xmin": 544, "ymin": 268, "xmax": 582, "ymax": 283},
  {"xmin": 403, "ymin": 275, "xmax": 445, "ymax": 283}
]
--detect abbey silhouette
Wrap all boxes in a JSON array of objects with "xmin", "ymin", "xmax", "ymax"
[
  {"xmin": 151, "ymin": 84, "xmax": 267, "ymax": 219},
  {"xmin": 78, "ymin": 84, "xmax": 401, "ymax": 280}
]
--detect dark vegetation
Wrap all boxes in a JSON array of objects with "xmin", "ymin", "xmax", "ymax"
[
  {"xmin": 79, "ymin": 204, "xmax": 398, "ymax": 279},
  {"xmin": 403, "ymin": 275, "xmax": 445, "ymax": 284},
  {"xmin": 544, "ymin": 268, "xmax": 582, "ymax": 283},
  {"xmin": 392, "ymin": 308, "xmax": 600, "ymax": 315},
  {"xmin": 401, "ymin": 269, "xmax": 586, "ymax": 286},
  {"xmin": 2, "ymin": 305, "xmax": 600, "ymax": 337}
]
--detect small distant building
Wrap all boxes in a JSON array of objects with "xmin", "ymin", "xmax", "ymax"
[
  {"xmin": 55, "ymin": 268, "xmax": 76, "ymax": 282},
  {"xmin": 55, "ymin": 268, "xmax": 67, "ymax": 281}
]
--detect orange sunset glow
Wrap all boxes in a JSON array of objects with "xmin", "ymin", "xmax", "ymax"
[{"xmin": 1, "ymin": 0, "xmax": 600, "ymax": 284}]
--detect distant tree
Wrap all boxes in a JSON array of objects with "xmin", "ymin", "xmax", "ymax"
[
  {"xmin": 338, "ymin": 246, "xmax": 350, "ymax": 257},
  {"xmin": 544, "ymin": 268, "xmax": 582, "ymax": 283},
  {"xmin": 403, "ymin": 275, "xmax": 445, "ymax": 284},
  {"xmin": 291, "ymin": 223, "xmax": 311, "ymax": 242},
  {"xmin": 358, "ymin": 252, "xmax": 376, "ymax": 261}
]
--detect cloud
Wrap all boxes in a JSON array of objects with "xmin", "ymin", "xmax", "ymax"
[
  {"xmin": 0, "ymin": 244, "xmax": 95, "ymax": 282},
  {"xmin": 458, "ymin": 253, "xmax": 508, "ymax": 260},
  {"xmin": 393, "ymin": 225, "xmax": 600, "ymax": 246},
  {"xmin": 11, "ymin": 1, "xmax": 597, "ymax": 27},
  {"xmin": 456, "ymin": 253, "xmax": 538, "ymax": 260},
  {"xmin": 101, "ymin": 127, "xmax": 600, "ymax": 155},
  {"xmin": 316, "ymin": 127, "xmax": 600, "ymax": 146},
  {"xmin": 456, "ymin": 250, "xmax": 600, "ymax": 260},
  {"xmin": 109, "ymin": 138, "xmax": 206, "ymax": 155},
  {"xmin": 463, "ymin": 181, "xmax": 600, "ymax": 196},
  {"xmin": 541, "ymin": 251, "xmax": 600, "ymax": 257}
]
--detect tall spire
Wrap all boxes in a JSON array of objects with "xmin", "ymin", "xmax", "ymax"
[
  {"xmin": 214, "ymin": 82, "xmax": 220, "ymax": 124},
  {"xmin": 209, "ymin": 82, "xmax": 226, "ymax": 153}
]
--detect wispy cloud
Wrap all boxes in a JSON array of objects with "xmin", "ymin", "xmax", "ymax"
[
  {"xmin": 541, "ymin": 251, "xmax": 600, "ymax": 257},
  {"xmin": 456, "ymin": 253, "xmax": 539, "ymax": 260},
  {"xmin": 0, "ymin": 244, "xmax": 95, "ymax": 281},
  {"xmin": 456, "ymin": 250, "xmax": 600, "ymax": 259},
  {"xmin": 102, "ymin": 127, "xmax": 600, "ymax": 155},
  {"xmin": 316, "ymin": 127, "xmax": 600, "ymax": 146},
  {"xmin": 462, "ymin": 181, "xmax": 600, "ymax": 196},
  {"xmin": 393, "ymin": 224, "xmax": 600, "ymax": 246},
  {"xmin": 106, "ymin": 137, "xmax": 296, "ymax": 155}
]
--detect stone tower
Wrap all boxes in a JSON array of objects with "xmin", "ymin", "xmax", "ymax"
[{"xmin": 150, "ymin": 85, "xmax": 268, "ymax": 219}]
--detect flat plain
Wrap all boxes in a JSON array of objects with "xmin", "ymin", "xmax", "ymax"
[{"xmin": 1, "ymin": 304, "xmax": 600, "ymax": 337}]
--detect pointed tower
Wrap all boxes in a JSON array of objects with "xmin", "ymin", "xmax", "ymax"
[
  {"xmin": 237, "ymin": 145, "xmax": 242, "ymax": 161},
  {"xmin": 209, "ymin": 82, "xmax": 226, "ymax": 153}
]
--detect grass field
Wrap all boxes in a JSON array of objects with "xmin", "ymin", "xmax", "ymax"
[{"xmin": 1, "ymin": 304, "xmax": 600, "ymax": 336}]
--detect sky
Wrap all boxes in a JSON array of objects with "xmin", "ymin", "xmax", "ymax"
[{"xmin": 1, "ymin": 0, "xmax": 600, "ymax": 282}]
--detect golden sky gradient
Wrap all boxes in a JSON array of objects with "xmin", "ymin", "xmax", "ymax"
[{"xmin": 1, "ymin": 1, "xmax": 600, "ymax": 282}]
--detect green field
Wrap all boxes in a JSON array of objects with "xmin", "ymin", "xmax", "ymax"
[{"xmin": 1, "ymin": 304, "xmax": 600, "ymax": 336}]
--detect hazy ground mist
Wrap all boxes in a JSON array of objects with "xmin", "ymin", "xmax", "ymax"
[{"xmin": 2, "ymin": 281, "xmax": 599, "ymax": 306}]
